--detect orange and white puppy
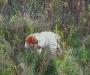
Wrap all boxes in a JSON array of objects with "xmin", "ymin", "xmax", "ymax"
[{"xmin": 25, "ymin": 31, "xmax": 62, "ymax": 57}]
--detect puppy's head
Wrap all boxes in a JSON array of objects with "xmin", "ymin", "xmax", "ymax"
[{"xmin": 25, "ymin": 35, "xmax": 38, "ymax": 49}]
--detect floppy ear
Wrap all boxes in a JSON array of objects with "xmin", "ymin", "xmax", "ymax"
[{"xmin": 25, "ymin": 36, "xmax": 38, "ymax": 45}]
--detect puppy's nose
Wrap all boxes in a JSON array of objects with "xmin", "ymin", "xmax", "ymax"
[
  {"xmin": 24, "ymin": 43, "xmax": 31, "ymax": 52},
  {"xmin": 25, "ymin": 42, "xmax": 29, "ymax": 49}
]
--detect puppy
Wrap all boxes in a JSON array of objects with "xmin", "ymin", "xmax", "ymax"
[{"xmin": 25, "ymin": 31, "xmax": 62, "ymax": 58}]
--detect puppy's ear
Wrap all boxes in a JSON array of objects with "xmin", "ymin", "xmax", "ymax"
[{"xmin": 25, "ymin": 36, "xmax": 37, "ymax": 44}]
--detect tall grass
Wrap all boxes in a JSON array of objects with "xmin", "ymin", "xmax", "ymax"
[{"xmin": 0, "ymin": 0, "xmax": 90, "ymax": 75}]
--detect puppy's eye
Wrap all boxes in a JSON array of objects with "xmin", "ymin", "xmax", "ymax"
[{"xmin": 34, "ymin": 41, "xmax": 38, "ymax": 44}]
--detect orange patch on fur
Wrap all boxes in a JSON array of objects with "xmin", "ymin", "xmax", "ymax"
[{"xmin": 26, "ymin": 36, "xmax": 37, "ymax": 45}]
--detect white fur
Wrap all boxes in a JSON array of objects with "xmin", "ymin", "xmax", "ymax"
[{"xmin": 25, "ymin": 31, "xmax": 61, "ymax": 55}]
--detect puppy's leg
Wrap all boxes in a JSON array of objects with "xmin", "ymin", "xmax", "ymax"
[{"xmin": 37, "ymin": 48, "xmax": 42, "ymax": 55}]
